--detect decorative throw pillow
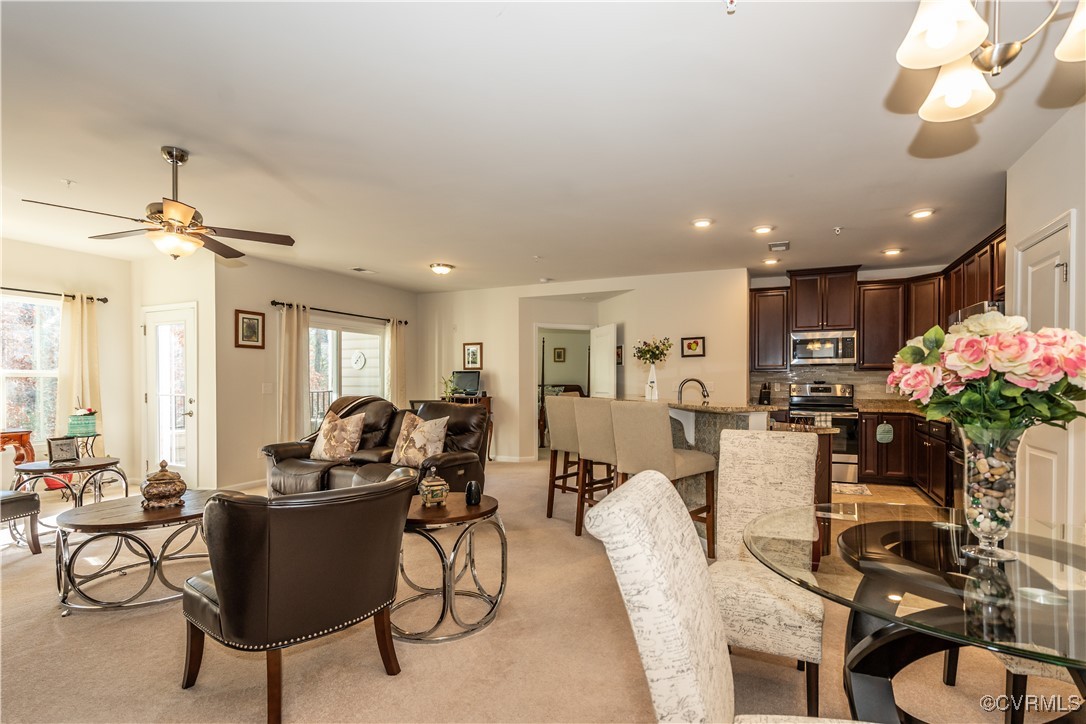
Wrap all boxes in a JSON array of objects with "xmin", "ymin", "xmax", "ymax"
[
  {"xmin": 311, "ymin": 411, "xmax": 365, "ymax": 462},
  {"xmin": 391, "ymin": 413, "xmax": 449, "ymax": 468}
]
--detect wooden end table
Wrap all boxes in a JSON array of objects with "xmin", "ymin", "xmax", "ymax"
[
  {"xmin": 392, "ymin": 493, "xmax": 507, "ymax": 643},
  {"xmin": 54, "ymin": 490, "xmax": 215, "ymax": 615}
]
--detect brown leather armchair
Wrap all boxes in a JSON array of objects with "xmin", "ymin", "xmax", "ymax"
[{"xmin": 181, "ymin": 475, "xmax": 417, "ymax": 724}]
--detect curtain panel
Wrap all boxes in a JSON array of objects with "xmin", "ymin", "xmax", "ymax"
[
  {"xmin": 276, "ymin": 303, "xmax": 310, "ymax": 442},
  {"xmin": 386, "ymin": 319, "xmax": 407, "ymax": 408},
  {"xmin": 56, "ymin": 295, "xmax": 103, "ymax": 443}
]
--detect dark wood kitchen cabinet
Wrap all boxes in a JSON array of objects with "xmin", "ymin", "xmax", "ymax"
[
  {"xmin": 857, "ymin": 282, "xmax": 906, "ymax": 370},
  {"xmin": 963, "ymin": 243, "xmax": 993, "ymax": 308},
  {"xmin": 749, "ymin": 288, "xmax": 790, "ymax": 371},
  {"xmin": 859, "ymin": 413, "xmax": 912, "ymax": 483},
  {"xmin": 789, "ymin": 267, "xmax": 858, "ymax": 332},
  {"xmin": 993, "ymin": 234, "xmax": 1007, "ymax": 300},
  {"xmin": 945, "ymin": 264, "xmax": 964, "ymax": 323},
  {"xmin": 912, "ymin": 418, "xmax": 950, "ymax": 505},
  {"xmin": 908, "ymin": 275, "xmax": 942, "ymax": 339}
]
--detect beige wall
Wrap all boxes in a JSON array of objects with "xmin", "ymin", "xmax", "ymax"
[
  {"xmin": 1, "ymin": 238, "xmax": 136, "ymax": 479},
  {"xmin": 539, "ymin": 328, "xmax": 590, "ymax": 392},
  {"xmin": 213, "ymin": 256, "xmax": 418, "ymax": 487}
]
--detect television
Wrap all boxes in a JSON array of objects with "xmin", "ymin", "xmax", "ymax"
[{"xmin": 450, "ymin": 370, "xmax": 481, "ymax": 396}]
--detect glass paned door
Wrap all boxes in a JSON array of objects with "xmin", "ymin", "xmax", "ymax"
[{"xmin": 143, "ymin": 305, "xmax": 198, "ymax": 484}]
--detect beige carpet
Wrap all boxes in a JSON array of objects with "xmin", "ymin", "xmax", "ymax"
[{"xmin": 1, "ymin": 461, "xmax": 1080, "ymax": 723}]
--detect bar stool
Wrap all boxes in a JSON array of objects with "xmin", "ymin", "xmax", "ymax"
[
  {"xmin": 571, "ymin": 397, "xmax": 617, "ymax": 536},
  {"xmin": 610, "ymin": 401, "xmax": 716, "ymax": 558},
  {"xmin": 544, "ymin": 395, "xmax": 580, "ymax": 518}
]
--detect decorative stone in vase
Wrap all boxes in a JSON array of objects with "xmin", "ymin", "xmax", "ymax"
[
  {"xmin": 959, "ymin": 425, "xmax": 1023, "ymax": 562},
  {"xmin": 141, "ymin": 460, "xmax": 187, "ymax": 509},
  {"xmin": 418, "ymin": 466, "xmax": 449, "ymax": 508}
]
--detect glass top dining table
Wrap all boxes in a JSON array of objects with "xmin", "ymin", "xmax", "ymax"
[{"xmin": 744, "ymin": 503, "xmax": 1086, "ymax": 722}]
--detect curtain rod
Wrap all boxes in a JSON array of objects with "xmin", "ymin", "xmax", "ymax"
[
  {"xmin": 1, "ymin": 286, "xmax": 108, "ymax": 303},
  {"xmin": 270, "ymin": 300, "xmax": 406, "ymax": 325}
]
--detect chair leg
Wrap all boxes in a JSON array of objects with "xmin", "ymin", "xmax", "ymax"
[
  {"xmin": 267, "ymin": 648, "xmax": 283, "ymax": 724},
  {"xmin": 373, "ymin": 606, "xmax": 400, "ymax": 676},
  {"xmin": 26, "ymin": 513, "xmax": 41, "ymax": 555},
  {"xmin": 805, "ymin": 661, "xmax": 819, "ymax": 717},
  {"xmin": 942, "ymin": 648, "xmax": 959, "ymax": 686},
  {"xmin": 181, "ymin": 620, "xmax": 205, "ymax": 689},
  {"xmin": 575, "ymin": 458, "xmax": 589, "ymax": 537},
  {"xmin": 1005, "ymin": 671, "xmax": 1027, "ymax": 724},
  {"xmin": 562, "ymin": 452, "xmax": 572, "ymax": 493},
  {"xmin": 704, "ymin": 469, "xmax": 715, "ymax": 559},
  {"xmin": 546, "ymin": 449, "xmax": 558, "ymax": 518}
]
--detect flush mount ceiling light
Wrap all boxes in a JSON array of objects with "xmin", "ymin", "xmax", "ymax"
[
  {"xmin": 768, "ymin": 240, "xmax": 791, "ymax": 253},
  {"xmin": 909, "ymin": 208, "xmax": 936, "ymax": 219},
  {"xmin": 883, "ymin": 248, "xmax": 904, "ymax": 256},
  {"xmin": 763, "ymin": 258, "xmax": 780, "ymax": 265},
  {"xmin": 429, "ymin": 263, "xmax": 454, "ymax": 275},
  {"xmin": 752, "ymin": 225, "xmax": 775, "ymax": 234},
  {"xmin": 691, "ymin": 218, "xmax": 715, "ymax": 229},
  {"xmin": 898, "ymin": 0, "xmax": 1083, "ymax": 122},
  {"xmin": 148, "ymin": 229, "xmax": 203, "ymax": 259}
]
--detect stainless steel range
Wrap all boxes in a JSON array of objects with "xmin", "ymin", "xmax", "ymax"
[{"xmin": 788, "ymin": 383, "xmax": 859, "ymax": 484}]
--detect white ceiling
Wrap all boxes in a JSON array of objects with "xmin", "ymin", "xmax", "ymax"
[{"xmin": 2, "ymin": 2, "xmax": 1083, "ymax": 293}]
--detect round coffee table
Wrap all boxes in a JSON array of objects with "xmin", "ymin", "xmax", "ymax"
[
  {"xmin": 392, "ymin": 493, "xmax": 507, "ymax": 643},
  {"xmin": 54, "ymin": 490, "xmax": 215, "ymax": 615},
  {"xmin": 14, "ymin": 456, "xmax": 129, "ymax": 506}
]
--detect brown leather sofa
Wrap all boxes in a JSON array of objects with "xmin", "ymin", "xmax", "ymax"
[
  {"xmin": 181, "ymin": 475, "xmax": 417, "ymax": 723},
  {"xmin": 261, "ymin": 396, "xmax": 489, "ymax": 497}
]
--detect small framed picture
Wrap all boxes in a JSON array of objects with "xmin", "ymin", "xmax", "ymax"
[
  {"xmin": 235, "ymin": 310, "xmax": 265, "ymax": 349},
  {"xmin": 553, "ymin": 347, "xmax": 566, "ymax": 363},
  {"xmin": 463, "ymin": 342, "xmax": 483, "ymax": 370},
  {"xmin": 47, "ymin": 437, "xmax": 79, "ymax": 464},
  {"xmin": 681, "ymin": 336, "xmax": 706, "ymax": 358},
  {"xmin": 616, "ymin": 345, "xmax": 624, "ymax": 367}
]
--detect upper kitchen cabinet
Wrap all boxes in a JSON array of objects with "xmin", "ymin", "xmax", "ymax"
[
  {"xmin": 964, "ymin": 244, "xmax": 993, "ymax": 307},
  {"xmin": 789, "ymin": 267, "xmax": 858, "ymax": 332},
  {"xmin": 750, "ymin": 288, "xmax": 790, "ymax": 371},
  {"xmin": 993, "ymin": 233, "xmax": 1007, "ymax": 300},
  {"xmin": 949, "ymin": 226, "xmax": 1005, "ymax": 312},
  {"xmin": 944, "ymin": 264, "xmax": 964, "ymax": 324},
  {"xmin": 908, "ymin": 275, "xmax": 942, "ymax": 339},
  {"xmin": 857, "ymin": 281, "xmax": 907, "ymax": 370}
]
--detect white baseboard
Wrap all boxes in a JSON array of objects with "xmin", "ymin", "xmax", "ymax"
[{"xmin": 492, "ymin": 455, "xmax": 540, "ymax": 463}]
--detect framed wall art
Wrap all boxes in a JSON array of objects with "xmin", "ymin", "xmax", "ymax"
[
  {"xmin": 463, "ymin": 342, "xmax": 483, "ymax": 370},
  {"xmin": 681, "ymin": 336, "xmax": 706, "ymax": 358},
  {"xmin": 235, "ymin": 310, "xmax": 265, "ymax": 349},
  {"xmin": 553, "ymin": 347, "xmax": 566, "ymax": 363},
  {"xmin": 616, "ymin": 345, "xmax": 624, "ymax": 366}
]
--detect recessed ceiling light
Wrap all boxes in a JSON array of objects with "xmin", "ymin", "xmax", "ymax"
[
  {"xmin": 691, "ymin": 218, "xmax": 714, "ymax": 229},
  {"xmin": 753, "ymin": 225, "xmax": 775, "ymax": 234},
  {"xmin": 909, "ymin": 208, "xmax": 934, "ymax": 219},
  {"xmin": 763, "ymin": 258, "xmax": 780, "ymax": 265},
  {"xmin": 887, "ymin": 594, "xmax": 903, "ymax": 603},
  {"xmin": 883, "ymin": 248, "xmax": 903, "ymax": 256},
  {"xmin": 350, "ymin": 267, "xmax": 377, "ymax": 274},
  {"xmin": 430, "ymin": 263, "xmax": 454, "ymax": 275}
]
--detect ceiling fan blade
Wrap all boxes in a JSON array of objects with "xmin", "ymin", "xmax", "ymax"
[
  {"xmin": 162, "ymin": 198, "xmax": 197, "ymax": 226},
  {"xmin": 207, "ymin": 226, "xmax": 295, "ymax": 246},
  {"xmin": 22, "ymin": 199, "xmax": 147, "ymax": 224},
  {"xmin": 195, "ymin": 235, "xmax": 245, "ymax": 259},
  {"xmin": 88, "ymin": 228, "xmax": 153, "ymax": 240}
]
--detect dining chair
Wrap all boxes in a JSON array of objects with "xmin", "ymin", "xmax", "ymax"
[
  {"xmin": 544, "ymin": 395, "xmax": 580, "ymax": 518},
  {"xmin": 583, "ymin": 470, "xmax": 860, "ymax": 724},
  {"xmin": 993, "ymin": 653, "xmax": 1076, "ymax": 724},
  {"xmin": 710, "ymin": 429, "xmax": 825, "ymax": 717},
  {"xmin": 571, "ymin": 397, "xmax": 617, "ymax": 536},
  {"xmin": 610, "ymin": 400, "xmax": 716, "ymax": 557}
]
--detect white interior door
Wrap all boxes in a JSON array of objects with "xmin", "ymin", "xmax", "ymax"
[
  {"xmin": 589, "ymin": 323, "xmax": 617, "ymax": 398},
  {"xmin": 143, "ymin": 305, "xmax": 199, "ymax": 485},
  {"xmin": 1011, "ymin": 218, "xmax": 1073, "ymax": 526}
]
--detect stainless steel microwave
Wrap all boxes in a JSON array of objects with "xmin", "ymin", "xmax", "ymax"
[{"xmin": 790, "ymin": 330, "xmax": 857, "ymax": 365}]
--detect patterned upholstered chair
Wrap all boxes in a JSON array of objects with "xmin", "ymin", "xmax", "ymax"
[
  {"xmin": 610, "ymin": 400, "xmax": 716, "ymax": 557},
  {"xmin": 584, "ymin": 471, "xmax": 857, "ymax": 724},
  {"xmin": 570, "ymin": 397, "xmax": 618, "ymax": 536},
  {"xmin": 710, "ymin": 430, "xmax": 825, "ymax": 716},
  {"xmin": 544, "ymin": 395, "xmax": 580, "ymax": 518}
]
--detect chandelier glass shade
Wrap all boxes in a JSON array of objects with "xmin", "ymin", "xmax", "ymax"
[
  {"xmin": 148, "ymin": 230, "xmax": 203, "ymax": 259},
  {"xmin": 919, "ymin": 55, "xmax": 997, "ymax": 122},
  {"xmin": 1055, "ymin": 0, "xmax": 1086, "ymax": 62},
  {"xmin": 896, "ymin": 0, "xmax": 990, "ymax": 69}
]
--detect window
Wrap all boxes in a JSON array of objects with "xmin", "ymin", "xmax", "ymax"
[
  {"xmin": 308, "ymin": 317, "xmax": 386, "ymax": 431},
  {"xmin": 1, "ymin": 296, "xmax": 61, "ymax": 441}
]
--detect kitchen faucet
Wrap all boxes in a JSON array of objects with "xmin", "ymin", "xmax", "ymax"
[{"xmin": 678, "ymin": 378, "xmax": 710, "ymax": 404}]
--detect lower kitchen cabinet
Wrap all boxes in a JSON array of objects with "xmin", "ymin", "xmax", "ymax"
[
  {"xmin": 859, "ymin": 413, "xmax": 912, "ymax": 483},
  {"xmin": 912, "ymin": 419, "xmax": 950, "ymax": 505}
]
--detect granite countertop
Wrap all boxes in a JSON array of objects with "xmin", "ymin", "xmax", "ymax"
[
  {"xmin": 616, "ymin": 396, "xmax": 787, "ymax": 413},
  {"xmin": 770, "ymin": 425, "xmax": 840, "ymax": 435},
  {"xmin": 855, "ymin": 399, "xmax": 926, "ymax": 415}
]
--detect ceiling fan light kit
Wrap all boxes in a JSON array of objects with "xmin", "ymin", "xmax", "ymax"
[
  {"xmin": 898, "ymin": 0, "xmax": 1083, "ymax": 122},
  {"xmin": 22, "ymin": 145, "xmax": 296, "ymax": 260}
]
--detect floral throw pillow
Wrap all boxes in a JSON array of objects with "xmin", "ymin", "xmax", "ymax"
[
  {"xmin": 311, "ymin": 411, "xmax": 365, "ymax": 462},
  {"xmin": 392, "ymin": 413, "xmax": 449, "ymax": 468}
]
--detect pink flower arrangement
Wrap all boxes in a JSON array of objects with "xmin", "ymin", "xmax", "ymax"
[{"xmin": 888, "ymin": 312, "xmax": 1085, "ymax": 431}]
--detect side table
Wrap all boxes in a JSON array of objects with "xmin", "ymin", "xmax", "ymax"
[
  {"xmin": 14, "ymin": 457, "xmax": 129, "ymax": 507},
  {"xmin": 0, "ymin": 430, "xmax": 35, "ymax": 465},
  {"xmin": 392, "ymin": 493, "xmax": 507, "ymax": 643}
]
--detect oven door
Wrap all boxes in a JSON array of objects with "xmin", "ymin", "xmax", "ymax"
[{"xmin": 829, "ymin": 413, "xmax": 859, "ymax": 484}]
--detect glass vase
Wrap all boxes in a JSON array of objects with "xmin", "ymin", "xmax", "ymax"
[{"xmin": 959, "ymin": 424, "xmax": 1026, "ymax": 562}]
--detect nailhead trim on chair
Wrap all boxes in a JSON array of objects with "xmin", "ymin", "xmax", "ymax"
[
  {"xmin": 1, "ymin": 511, "xmax": 39, "ymax": 523},
  {"xmin": 183, "ymin": 597, "xmax": 395, "ymax": 651}
]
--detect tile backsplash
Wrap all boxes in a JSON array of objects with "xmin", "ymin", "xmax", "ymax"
[{"xmin": 750, "ymin": 367, "xmax": 897, "ymax": 404}]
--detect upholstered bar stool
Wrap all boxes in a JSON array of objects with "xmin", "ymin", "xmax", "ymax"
[
  {"xmin": 571, "ymin": 397, "xmax": 617, "ymax": 536},
  {"xmin": 544, "ymin": 395, "xmax": 580, "ymax": 518},
  {"xmin": 610, "ymin": 401, "xmax": 716, "ymax": 558}
]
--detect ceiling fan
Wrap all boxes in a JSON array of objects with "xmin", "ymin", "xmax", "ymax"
[{"xmin": 22, "ymin": 146, "xmax": 296, "ymax": 259}]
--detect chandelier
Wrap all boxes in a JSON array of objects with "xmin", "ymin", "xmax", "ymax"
[{"xmin": 897, "ymin": 0, "xmax": 1086, "ymax": 122}]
